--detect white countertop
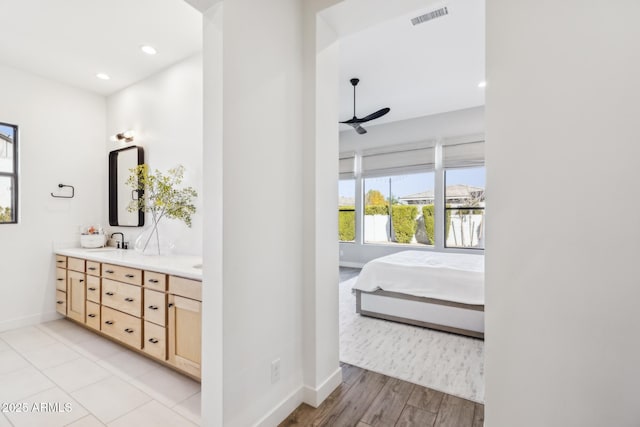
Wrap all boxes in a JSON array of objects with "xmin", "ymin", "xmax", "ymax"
[{"xmin": 55, "ymin": 248, "xmax": 202, "ymax": 280}]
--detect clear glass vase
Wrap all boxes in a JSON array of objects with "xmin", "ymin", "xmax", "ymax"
[{"xmin": 134, "ymin": 221, "xmax": 174, "ymax": 256}]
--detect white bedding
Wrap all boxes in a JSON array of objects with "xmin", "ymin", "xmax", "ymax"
[{"xmin": 352, "ymin": 251, "xmax": 485, "ymax": 305}]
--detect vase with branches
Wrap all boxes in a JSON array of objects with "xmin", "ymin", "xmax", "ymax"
[{"xmin": 127, "ymin": 164, "xmax": 197, "ymax": 255}]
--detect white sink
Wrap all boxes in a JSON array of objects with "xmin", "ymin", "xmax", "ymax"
[{"xmin": 83, "ymin": 247, "xmax": 119, "ymax": 252}]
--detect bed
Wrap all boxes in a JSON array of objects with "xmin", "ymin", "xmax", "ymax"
[{"xmin": 352, "ymin": 250, "xmax": 485, "ymax": 339}]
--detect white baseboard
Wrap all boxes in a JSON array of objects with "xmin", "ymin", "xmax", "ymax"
[
  {"xmin": 339, "ymin": 261, "xmax": 365, "ymax": 269},
  {"xmin": 0, "ymin": 311, "xmax": 63, "ymax": 333},
  {"xmin": 253, "ymin": 387, "xmax": 304, "ymax": 427},
  {"xmin": 252, "ymin": 367, "xmax": 343, "ymax": 426},
  {"xmin": 302, "ymin": 367, "xmax": 343, "ymax": 408}
]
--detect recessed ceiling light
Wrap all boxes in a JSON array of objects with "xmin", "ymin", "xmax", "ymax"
[
  {"xmin": 140, "ymin": 45, "xmax": 157, "ymax": 55},
  {"xmin": 96, "ymin": 73, "xmax": 110, "ymax": 80},
  {"xmin": 478, "ymin": 81, "xmax": 487, "ymax": 88}
]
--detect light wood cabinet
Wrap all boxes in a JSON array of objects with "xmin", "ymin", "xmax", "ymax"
[
  {"xmin": 55, "ymin": 253, "xmax": 201, "ymax": 380},
  {"xmin": 168, "ymin": 294, "xmax": 201, "ymax": 378},
  {"xmin": 56, "ymin": 268, "xmax": 67, "ymax": 292},
  {"xmin": 86, "ymin": 301, "xmax": 101, "ymax": 330},
  {"xmin": 101, "ymin": 306, "xmax": 142, "ymax": 349},
  {"xmin": 102, "ymin": 278, "xmax": 142, "ymax": 317},
  {"xmin": 66, "ymin": 270, "xmax": 85, "ymax": 323},
  {"xmin": 55, "ymin": 290, "xmax": 67, "ymax": 315}
]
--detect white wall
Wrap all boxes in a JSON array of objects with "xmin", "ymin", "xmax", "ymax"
[
  {"xmin": 486, "ymin": 1, "xmax": 640, "ymax": 426},
  {"xmin": 219, "ymin": 1, "xmax": 307, "ymax": 425},
  {"xmin": 0, "ymin": 64, "xmax": 106, "ymax": 331},
  {"xmin": 106, "ymin": 54, "xmax": 203, "ymax": 256}
]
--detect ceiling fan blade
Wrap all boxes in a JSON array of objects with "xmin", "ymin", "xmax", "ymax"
[
  {"xmin": 358, "ymin": 107, "xmax": 390, "ymax": 123},
  {"xmin": 353, "ymin": 124, "xmax": 367, "ymax": 135},
  {"xmin": 339, "ymin": 117, "xmax": 359, "ymax": 125}
]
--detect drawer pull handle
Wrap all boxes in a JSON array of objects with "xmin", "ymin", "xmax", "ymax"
[
  {"xmin": 105, "ymin": 320, "xmax": 114, "ymax": 325},
  {"xmin": 105, "ymin": 292, "xmax": 114, "ymax": 296},
  {"xmin": 168, "ymin": 303, "xmax": 174, "ymax": 308},
  {"xmin": 124, "ymin": 328, "xmax": 134, "ymax": 334},
  {"xmin": 57, "ymin": 260, "xmax": 64, "ymax": 263},
  {"xmin": 105, "ymin": 270, "xmax": 114, "ymax": 274},
  {"xmin": 148, "ymin": 305, "xmax": 158, "ymax": 310},
  {"xmin": 88, "ymin": 314, "xmax": 96, "ymax": 318},
  {"xmin": 79, "ymin": 279, "xmax": 84, "ymax": 283},
  {"xmin": 148, "ymin": 338, "xmax": 159, "ymax": 344},
  {"xmin": 125, "ymin": 274, "xmax": 135, "ymax": 278},
  {"xmin": 125, "ymin": 297, "xmax": 134, "ymax": 302},
  {"xmin": 88, "ymin": 287, "xmax": 96, "ymax": 291},
  {"xmin": 57, "ymin": 278, "xmax": 64, "ymax": 281},
  {"xmin": 56, "ymin": 301, "xmax": 64, "ymax": 305},
  {"xmin": 148, "ymin": 279, "xmax": 159, "ymax": 283},
  {"xmin": 88, "ymin": 267, "xmax": 97, "ymax": 271}
]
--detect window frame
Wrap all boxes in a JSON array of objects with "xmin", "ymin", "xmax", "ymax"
[
  {"xmin": 0, "ymin": 122, "xmax": 18, "ymax": 225},
  {"xmin": 443, "ymin": 167, "xmax": 485, "ymax": 250}
]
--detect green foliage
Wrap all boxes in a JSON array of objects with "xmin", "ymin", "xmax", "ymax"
[
  {"xmin": 391, "ymin": 205, "xmax": 417, "ymax": 244},
  {"xmin": 0, "ymin": 206, "xmax": 11, "ymax": 222},
  {"xmin": 364, "ymin": 205, "xmax": 389, "ymax": 215},
  {"xmin": 422, "ymin": 205, "xmax": 435, "ymax": 245},
  {"xmin": 365, "ymin": 189, "xmax": 386, "ymax": 206},
  {"xmin": 338, "ymin": 207, "xmax": 355, "ymax": 241},
  {"xmin": 127, "ymin": 164, "xmax": 198, "ymax": 228}
]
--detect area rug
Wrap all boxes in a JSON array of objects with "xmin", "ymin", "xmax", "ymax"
[{"xmin": 339, "ymin": 277, "xmax": 485, "ymax": 403}]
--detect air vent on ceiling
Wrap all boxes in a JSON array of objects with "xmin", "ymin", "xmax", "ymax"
[{"xmin": 411, "ymin": 7, "xmax": 449, "ymax": 26}]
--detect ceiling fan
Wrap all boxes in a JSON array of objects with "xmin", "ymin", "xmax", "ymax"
[{"xmin": 340, "ymin": 78, "xmax": 390, "ymax": 135}]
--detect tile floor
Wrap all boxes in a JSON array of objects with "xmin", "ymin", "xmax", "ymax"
[{"xmin": 0, "ymin": 319, "xmax": 200, "ymax": 427}]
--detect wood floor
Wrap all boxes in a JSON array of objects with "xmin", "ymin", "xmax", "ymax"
[{"xmin": 280, "ymin": 363, "xmax": 484, "ymax": 427}]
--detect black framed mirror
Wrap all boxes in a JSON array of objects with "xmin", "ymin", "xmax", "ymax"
[{"xmin": 109, "ymin": 146, "xmax": 144, "ymax": 226}]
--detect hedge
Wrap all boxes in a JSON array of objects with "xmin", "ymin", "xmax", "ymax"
[
  {"xmin": 338, "ymin": 207, "xmax": 355, "ymax": 241},
  {"xmin": 422, "ymin": 205, "xmax": 435, "ymax": 245},
  {"xmin": 364, "ymin": 205, "xmax": 388, "ymax": 215},
  {"xmin": 391, "ymin": 205, "xmax": 417, "ymax": 244}
]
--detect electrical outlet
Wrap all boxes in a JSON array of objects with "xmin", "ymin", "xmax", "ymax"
[{"xmin": 271, "ymin": 358, "xmax": 281, "ymax": 384}]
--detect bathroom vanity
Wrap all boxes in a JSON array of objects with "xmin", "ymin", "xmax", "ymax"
[{"xmin": 54, "ymin": 248, "xmax": 202, "ymax": 380}]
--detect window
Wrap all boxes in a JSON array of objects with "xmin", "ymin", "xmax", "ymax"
[
  {"xmin": 338, "ymin": 179, "xmax": 356, "ymax": 242},
  {"xmin": 443, "ymin": 141, "xmax": 485, "ymax": 249},
  {"xmin": 0, "ymin": 123, "xmax": 17, "ymax": 224},
  {"xmin": 363, "ymin": 172, "xmax": 435, "ymax": 245}
]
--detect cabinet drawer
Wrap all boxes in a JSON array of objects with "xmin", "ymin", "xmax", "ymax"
[
  {"xmin": 86, "ymin": 261, "xmax": 101, "ymax": 276},
  {"xmin": 144, "ymin": 271, "xmax": 167, "ymax": 292},
  {"xmin": 55, "ymin": 290, "xmax": 66, "ymax": 315},
  {"xmin": 68, "ymin": 257, "xmax": 85, "ymax": 273},
  {"xmin": 102, "ymin": 264, "xmax": 142, "ymax": 286},
  {"xmin": 86, "ymin": 301, "xmax": 100, "ymax": 330},
  {"xmin": 143, "ymin": 321, "xmax": 166, "ymax": 360},
  {"xmin": 168, "ymin": 276, "xmax": 202, "ymax": 301},
  {"xmin": 101, "ymin": 306, "xmax": 142, "ymax": 349},
  {"xmin": 55, "ymin": 255, "xmax": 67, "ymax": 269},
  {"xmin": 144, "ymin": 289, "xmax": 166, "ymax": 326},
  {"xmin": 86, "ymin": 275, "xmax": 101, "ymax": 304},
  {"xmin": 56, "ymin": 268, "xmax": 67, "ymax": 292},
  {"xmin": 102, "ymin": 279, "xmax": 142, "ymax": 317}
]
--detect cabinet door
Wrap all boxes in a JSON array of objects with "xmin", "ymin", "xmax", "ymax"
[
  {"xmin": 167, "ymin": 295, "xmax": 201, "ymax": 378},
  {"xmin": 67, "ymin": 270, "xmax": 86, "ymax": 323}
]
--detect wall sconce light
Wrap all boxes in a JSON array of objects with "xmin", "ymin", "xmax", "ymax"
[{"xmin": 115, "ymin": 130, "xmax": 135, "ymax": 143}]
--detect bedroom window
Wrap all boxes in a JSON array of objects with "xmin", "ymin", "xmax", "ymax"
[
  {"xmin": 444, "ymin": 167, "xmax": 485, "ymax": 249},
  {"xmin": 0, "ymin": 123, "xmax": 18, "ymax": 224},
  {"xmin": 363, "ymin": 172, "xmax": 435, "ymax": 246},
  {"xmin": 338, "ymin": 178, "xmax": 356, "ymax": 242}
]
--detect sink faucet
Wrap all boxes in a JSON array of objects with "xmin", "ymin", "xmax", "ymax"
[{"xmin": 110, "ymin": 232, "xmax": 125, "ymax": 249}]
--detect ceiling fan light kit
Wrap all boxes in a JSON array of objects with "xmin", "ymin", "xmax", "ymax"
[{"xmin": 340, "ymin": 78, "xmax": 390, "ymax": 135}]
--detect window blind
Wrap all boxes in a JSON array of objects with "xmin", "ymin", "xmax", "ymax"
[
  {"xmin": 339, "ymin": 153, "xmax": 355, "ymax": 179},
  {"xmin": 443, "ymin": 141, "xmax": 484, "ymax": 169},
  {"xmin": 361, "ymin": 146, "xmax": 435, "ymax": 177}
]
